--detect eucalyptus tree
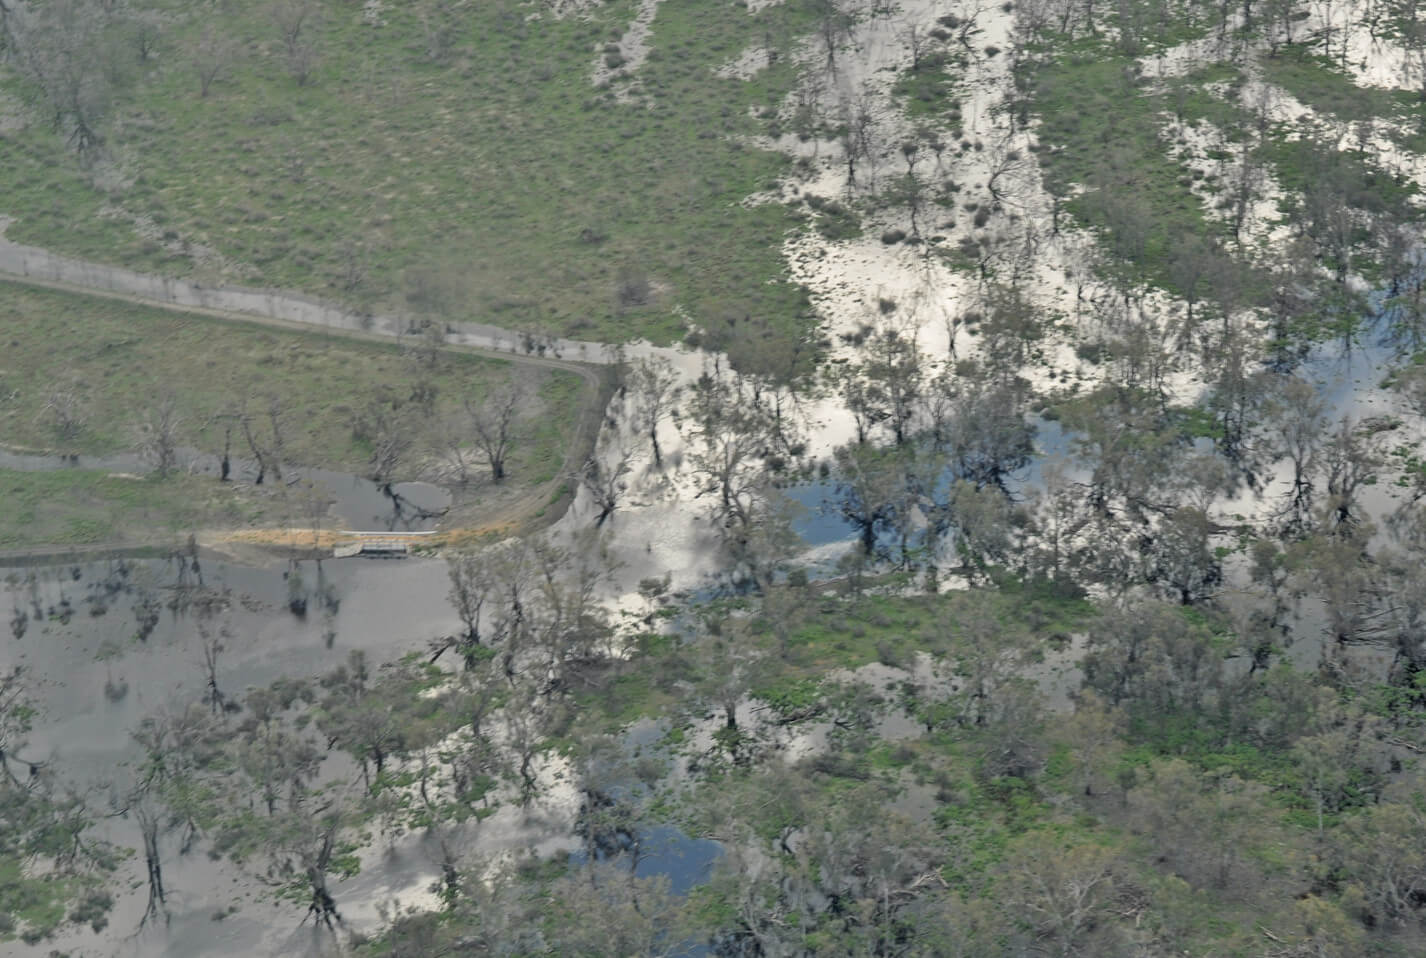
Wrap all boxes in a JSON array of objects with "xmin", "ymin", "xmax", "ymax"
[
  {"xmin": 1081, "ymin": 599, "xmax": 1224, "ymax": 720},
  {"xmin": 0, "ymin": 669, "xmax": 118, "ymax": 937},
  {"xmin": 832, "ymin": 440, "xmax": 912, "ymax": 561},
  {"xmin": 11, "ymin": 0, "xmax": 123, "ymax": 161},
  {"xmin": 686, "ymin": 367, "xmax": 778, "ymax": 533},
  {"xmin": 1263, "ymin": 373, "xmax": 1328, "ymax": 533},
  {"xmin": 997, "ymin": 834, "xmax": 1124, "ymax": 957},
  {"xmin": 1060, "ymin": 386, "xmax": 1186, "ymax": 525},
  {"xmin": 524, "ymin": 533, "xmax": 618, "ymax": 697},
  {"xmin": 138, "ymin": 675, "xmax": 365, "ymax": 933},
  {"xmin": 859, "ymin": 326, "xmax": 926, "ymax": 446},
  {"xmin": 628, "ymin": 356, "xmax": 681, "ymax": 469},
  {"xmin": 1201, "ymin": 315, "xmax": 1274, "ymax": 483},
  {"xmin": 469, "ymin": 378, "xmax": 523, "ymax": 483},
  {"xmin": 568, "ymin": 730, "xmax": 666, "ymax": 876},
  {"xmin": 442, "ymin": 552, "xmax": 495, "ymax": 669},
  {"xmin": 1142, "ymin": 760, "xmax": 1269, "ymax": 892},
  {"xmin": 927, "ymin": 366, "xmax": 1036, "ymax": 492},
  {"xmin": 698, "ymin": 779, "xmax": 946, "ymax": 954}
]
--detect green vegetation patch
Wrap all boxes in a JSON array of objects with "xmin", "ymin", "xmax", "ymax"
[
  {"xmin": 1027, "ymin": 45, "xmax": 1229, "ymax": 288},
  {"xmin": 0, "ymin": 281, "xmax": 580, "ymax": 480},
  {"xmin": 1262, "ymin": 47, "xmax": 1426, "ymax": 152},
  {"xmin": 893, "ymin": 47, "xmax": 966, "ymax": 120},
  {"xmin": 0, "ymin": 468, "xmax": 272, "ymax": 549},
  {"xmin": 0, "ymin": 0, "xmax": 827, "ymax": 349}
]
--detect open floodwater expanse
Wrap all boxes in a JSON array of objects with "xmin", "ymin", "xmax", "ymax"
[
  {"xmin": 1, "ymin": 306, "xmax": 1404, "ymax": 955},
  {"xmin": 2, "ymin": 548, "xmax": 722, "ymax": 957},
  {"xmin": 2, "ymin": 554, "xmax": 457, "ymax": 956}
]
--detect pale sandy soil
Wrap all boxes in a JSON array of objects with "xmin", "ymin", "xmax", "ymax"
[
  {"xmin": 589, "ymin": 0, "xmax": 665, "ymax": 98},
  {"xmin": 715, "ymin": 44, "xmax": 773, "ymax": 80},
  {"xmin": 556, "ymin": 0, "xmax": 1426, "ymax": 622},
  {"xmin": 1305, "ymin": 0, "xmax": 1420, "ymax": 91}
]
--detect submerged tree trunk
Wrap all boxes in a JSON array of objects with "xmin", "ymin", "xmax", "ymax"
[{"xmin": 136, "ymin": 804, "xmax": 167, "ymax": 927}]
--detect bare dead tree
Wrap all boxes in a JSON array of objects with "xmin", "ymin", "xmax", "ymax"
[
  {"xmin": 469, "ymin": 380, "xmax": 523, "ymax": 483},
  {"xmin": 897, "ymin": 16, "xmax": 929, "ymax": 72},
  {"xmin": 271, "ymin": 0, "xmax": 320, "ymax": 86},
  {"xmin": 836, "ymin": 85, "xmax": 880, "ymax": 190},
  {"xmin": 984, "ymin": 133, "xmax": 1028, "ymax": 205},
  {"xmin": 134, "ymin": 797, "xmax": 167, "ymax": 927},
  {"xmin": 629, "ymin": 357, "xmax": 680, "ymax": 469},
  {"xmin": 443, "ymin": 553, "xmax": 492, "ymax": 666},
  {"xmin": 579, "ymin": 444, "xmax": 635, "ymax": 527},
  {"xmin": 362, "ymin": 399, "xmax": 415, "ymax": 491},
  {"xmin": 193, "ymin": 25, "xmax": 234, "ymax": 98},
  {"xmin": 215, "ymin": 411, "xmax": 235, "ymax": 482},
  {"xmin": 417, "ymin": 0, "xmax": 458, "ymax": 62},
  {"xmin": 140, "ymin": 393, "xmax": 183, "ymax": 478},
  {"xmin": 812, "ymin": 0, "xmax": 864, "ymax": 76},
  {"xmin": 131, "ymin": 10, "xmax": 161, "ymax": 62},
  {"xmin": 238, "ymin": 401, "xmax": 270, "ymax": 485},
  {"xmin": 196, "ymin": 616, "xmax": 229, "ymax": 715},
  {"xmin": 235, "ymin": 395, "xmax": 288, "ymax": 485},
  {"xmin": 435, "ymin": 409, "xmax": 478, "ymax": 485},
  {"xmin": 13, "ymin": 0, "xmax": 117, "ymax": 161},
  {"xmin": 0, "ymin": 0, "xmax": 15, "ymax": 56},
  {"xmin": 242, "ymin": 395, "xmax": 289, "ymax": 484},
  {"xmin": 335, "ymin": 237, "xmax": 370, "ymax": 296},
  {"xmin": 40, "ymin": 384, "xmax": 86, "ymax": 441}
]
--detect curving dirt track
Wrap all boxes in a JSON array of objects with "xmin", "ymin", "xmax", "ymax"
[{"xmin": 0, "ymin": 235, "xmax": 619, "ymax": 558}]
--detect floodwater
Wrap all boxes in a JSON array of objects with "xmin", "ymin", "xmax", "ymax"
[
  {"xmin": 1, "ymin": 548, "xmax": 727, "ymax": 957},
  {"xmin": 568, "ymin": 825, "xmax": 723, "ymax": 897},
  {"xmin": 4, "ymin": 231, "xmax": 1418, "ymax": 954},
  {"xmin": 4, "ymin": 555, "xmax": 460, "ymax": 777},
  {"xmin": 2, "ymin": 553, "xmax": 459, "ymax": 956}
]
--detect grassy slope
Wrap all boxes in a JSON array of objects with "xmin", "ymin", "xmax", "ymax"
[
  {"xmin": 0, "ymin": 281, "xmax": 583, "ymax": 547},
  {"xmin": 0, "ymin": 856, "xmax": 104, "ymax": 945},
  {"xmin": 1261, "ymin": 46, "xmax": 1426, "ymax": 153},
  {"xmin": 0, "ymin": 280, "xmax": 578, "ymax": 475},
  {"xmin": 0, "ymin": 468, "xmax": 276, "ymax": 549},
  {"xmin": 580, "ymin": 571, "xmax": 1092, "ymax": 734},
  {"xmin": 0, "ymin": 0, "xmax": 820, "ymax": 345},
  {"xmin": 1030, "ymin": 46, "xmax": 1224, "ymax": 282}
]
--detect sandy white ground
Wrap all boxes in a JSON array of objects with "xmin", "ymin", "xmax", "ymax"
[
  {"xmin": 589, "ymin": 0, "xmax": 665, "ymax": 97},
  {"xmin": 1305, "ymin": 0, "xmax": 1422, "ymax": 91}
]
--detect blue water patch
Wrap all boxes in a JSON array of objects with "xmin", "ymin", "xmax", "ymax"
[
  {"xmin": 632, "ymin": 825, "xmax": 723, "ymax": 896},
  {"xmin": 784, "ymin": 480, "xmax": 860, "ymax": 546},
  {"xmin": 568, "ymin": 823, "xmax": 722, "ymax": 897}
]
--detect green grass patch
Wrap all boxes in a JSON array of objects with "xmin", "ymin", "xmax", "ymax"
[
  {"xmin": 892, "ymin": 49, "xmax": 965, "ymax": 120},
  {"xmin": 1262, "ymin": 47, "xmax": 1426, "ymax": 152},
  {"xmin": 0, "ymin": 0, "xmax": 826, "ymax": 351},
  {"xmin": 0, "ymin": 858, "xmax": 68, "ymax": 943},
  {"xmin": 0, "ymin": 468, "xmax": 274, "ymax": 549},
  {"xmin": 0, "ymin": 281, "xmax": 580, "ymax": 481},
  {"xmin": 1027, "ymin": 44, "xmax": 1227, "ymax": 286}
]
